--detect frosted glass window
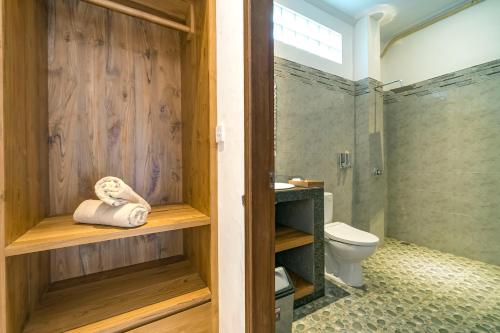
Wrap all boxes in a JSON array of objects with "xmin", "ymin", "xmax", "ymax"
[{"xmin": 273, "ymin": 2, "xmax": 342, "ymax": 64}]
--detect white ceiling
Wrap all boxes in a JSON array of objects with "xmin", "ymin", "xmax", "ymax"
[{"xmin": 310, "ymin": 0, "xmax": 468, "ymax": 45}]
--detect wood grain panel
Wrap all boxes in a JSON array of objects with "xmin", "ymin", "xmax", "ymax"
[
  {"xmin": 129, "ymin": 302, "xmax": 216, "ymax": 333},
  {"xmin": 3, "ymin": 0, "xmax": 49, "ymax": 245},
  {"xmin": 23, "ymin": 258, "xmax": 210, "ymax": 333},
  {"xmin": 1, "ymin": 0, "xmax": 49, "ymax": 332},
  {"xmin": 181, "ymin": 0, "xmax": 216, "ymax": 296},
  {"xmin": 0, "ymin": 0, "xmax": 5, "ymax": 329},
  {"xmin": 5, "ymin": 253, "xmax": 49, "ymax": 333},
  {"xmin": 181, "ymin": 0, "xmax": 210, "ymax": 216},
  {"xmin": 47, "ymin": 0, "xmax": 182, "ymax": 216},
  {"xmin": 5, "ymin": 258, "xmax": 30, "ymax": 333},
  {"xmin": 6, "ymin": 204, "xmax": 207, "ymax": 257},
  {"xmin": 66, "ymin": 288, "xmax": 210, "ymax": 332},
  {"xmin": 45, "ymin": 0, "xmax": 185, "ymax": 283},
  {"xmin": 244, "ymin": 0, "xmax": 275, "ymax": 331},
  {"xmin": 50, "ymin": 230, "xmax": 182, "ymax": 281}
]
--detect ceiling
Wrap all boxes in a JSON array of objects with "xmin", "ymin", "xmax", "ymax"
[{"xmin": 310, "ymin": 0, "xmax": 468, "ymax": 45}]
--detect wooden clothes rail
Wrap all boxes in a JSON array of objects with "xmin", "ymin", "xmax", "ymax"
[{"xmin": 83, "ymin": 0, "xmax": 195, "ymax": 33}]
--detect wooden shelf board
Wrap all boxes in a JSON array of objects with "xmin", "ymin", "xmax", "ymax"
[
  {"xmin": 129, "ymin": 302, "xmax": 216, "ymax": 333},
  {"xmin": 289, "ymin": 271, "xmax": 314, "ymax": 300},
  {"xmin": 5, "ymin": 204, "xmax": 209, "ymax": 256},
  {"xmin": 275, "ymin": 225, "xmax": 314, "ymax": 253},
  {"xmin": 23, "ymin": 257, "xmax": 211, "ymax": 333}
]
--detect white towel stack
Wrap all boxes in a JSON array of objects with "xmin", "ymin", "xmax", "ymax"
[
  {"xmin": 95, "ymin": 177, "xmax": 152, "ymax": 212},
  {"xmin": 73, "ymin": 177, "xmax": 151, "ymax": 228}
]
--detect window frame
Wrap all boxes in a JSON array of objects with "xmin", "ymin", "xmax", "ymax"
[{"xmin": 273, "ymin": 2, "xmax": 343, "ymax": 64}]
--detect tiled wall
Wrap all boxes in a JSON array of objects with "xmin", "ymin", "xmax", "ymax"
[
  {"xmin": 274, "ymin": 57, "xmax": 355, "ymax": 224},
  {"xmin": 276, "ymin": 57, "xmax": 500, "ymax": 265},
  {"xmin": 275, "ymin": 58, "xmax": 387, "ymax": 237},
  {"xmin": 385, "ymin": 59, "xmax": 500, "ymax": 265},
  {"xmin": 353, "ymin": 79, "xmax": 386, "ymax": 241}
]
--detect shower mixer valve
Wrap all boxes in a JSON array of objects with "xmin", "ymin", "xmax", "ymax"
[{"xmin": 339, "ymin": 151, "xmax": 352, "ymax": 169}]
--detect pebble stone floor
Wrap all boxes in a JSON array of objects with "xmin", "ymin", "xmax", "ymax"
[{"xmin": 293, "ymin": 238, "xmax": 500, "ymax": 333}]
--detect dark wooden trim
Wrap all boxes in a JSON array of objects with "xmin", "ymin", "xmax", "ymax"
[{"xmin": 244, "ymin": 0, "xmax": 275, "ymax": 332}]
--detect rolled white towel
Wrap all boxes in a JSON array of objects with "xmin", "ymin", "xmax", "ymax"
[
  {"xmin": 73, "ymin": 200, "xmax": 148, "ymax": 228},
  {"xmin": 95, "ymin": 176, "xmax": 151, "ymax": 212}
]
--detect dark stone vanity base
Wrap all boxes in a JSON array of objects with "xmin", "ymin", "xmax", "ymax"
[{"xmin": 275, "ymin": 187, "xmax": 324, "ymax": 308}]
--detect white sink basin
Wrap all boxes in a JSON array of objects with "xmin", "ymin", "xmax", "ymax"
[{"xmin": 275, "ymin": 182, "xmax": 295, "ymax": 190}]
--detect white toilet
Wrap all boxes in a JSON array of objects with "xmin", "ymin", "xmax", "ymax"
[{"xmin": 323, "ymin": 192, "xmax": 379, "ymax": 287}]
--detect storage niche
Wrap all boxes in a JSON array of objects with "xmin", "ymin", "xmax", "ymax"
[
  {"xmin": 0, "ymin": 0, "xmax": 217, "ymax": 332},
  {"xmin": 48, "ymin": 0, "xmax": 183, "ymax": 215}
]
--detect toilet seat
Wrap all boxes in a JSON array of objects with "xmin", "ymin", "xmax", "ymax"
[{"xmin": 325, "ymin": 222, "xmax": 379, "ymax": 246}]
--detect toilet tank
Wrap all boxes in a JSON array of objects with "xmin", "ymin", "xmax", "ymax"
[{"xmin": 324, "ymin": 192, "xmax": 333, "ymax": 224}]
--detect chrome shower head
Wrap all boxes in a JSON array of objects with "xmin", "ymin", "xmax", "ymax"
[{"xmin": 374, "ymin": 79, "xmax": 403, "ymax": 91}]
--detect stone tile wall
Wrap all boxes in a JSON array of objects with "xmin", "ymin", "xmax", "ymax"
[
  {"xmin": 275, "ymin": 57, "xmax": 355, "ymax": 225},
  {"xmin": 275, "ymin": 56, "xmax": 500, "ymax": 265},
  {"xmin": 353, "ymin": 78, "xmax": 386, "ymax": 241},
  {"xmin": 384, "ymin": 59, "xmax": 500, "ymax": 265}
]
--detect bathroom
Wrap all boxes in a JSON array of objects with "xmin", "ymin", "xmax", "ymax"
[{"xmin": 273, "ymin": 0, "xmax": 500, "ymax": 332}]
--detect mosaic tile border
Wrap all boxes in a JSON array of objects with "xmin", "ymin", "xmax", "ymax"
[
  {"xmin": 354, "ymin": 77, "xmax": 382, "ymax": 96},
  {"xmin": 274, "ymin": 57, "xmax": 356, "ymax": 96},
  {"xmin": 384, "ymin": 58, "xmax": 500, "ymax": 104},
  {"xmin": 275, "ymin": 57, "xmax": 500, "ymax": 104},
  {"xmin": 274, "ymin": 57, "xmax": 383, "ymax": 97}
]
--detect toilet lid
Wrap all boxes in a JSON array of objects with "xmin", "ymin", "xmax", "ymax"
[{"xmin": 325, "ymin": 222, "xmax": 379, "ymax": 246}]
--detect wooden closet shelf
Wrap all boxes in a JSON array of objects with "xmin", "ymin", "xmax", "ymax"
[
  {"xmin": 5, "ymin": 204, "xmax": 209, "ymax": 256},
  {"xmin": 23, "ymin": 257, "xmax": 211, "ymax": 333},
  {"xmin": 289, "ymin": 271, "xmax": 314, "ymax": 300},
  {"xmin": 275, "ymin": 225, "xmax": 314, "ymax": 253},
  {"xmin": 83, "ymin": 0, "xmax": 195, "ymax": 33},
  {"xmin": 129, "ymin": 302, "xmax": 216, "ymax": 333}
]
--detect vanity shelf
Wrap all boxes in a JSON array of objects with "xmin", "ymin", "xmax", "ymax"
[
  {"xmin": 275, "ymin": 225, "xmax": 314, "ymax": 253},
  {"xmin": 289, "ymin": 271, "xmax": 314, "ymax": 300},
  {"xmin": 23, "ymin": 257, "xmax": 210, "ymax": 333},
  {"xmin": 5, "ymin": 204, "xmax": 209, "ymax": 257},
  {"xmin": 275, "ymin": 187, "xmax": 324, "ymax": 306}
]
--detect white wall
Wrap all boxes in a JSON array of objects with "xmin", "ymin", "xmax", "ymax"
[
  {"xmin": 216, "ymin": 0, "xmax": 246, "ymax": 332},
  {"xmin": 382, "ymin": 0, "xmax": 500, "ymax": 86},
  {"xmin": 354, "ymin": 16, "xmax": 368, "ymax": 81},
  {"xmin": 275, "ymin": 0, "xmax": 354, "ymax": 79},
  {"xmin": 354, "ymin": 15, "xmax": 381, "ymax": 81}
]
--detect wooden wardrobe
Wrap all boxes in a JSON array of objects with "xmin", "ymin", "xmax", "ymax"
[{"xmin": 0, "ymin": 0, "xmax": 217, "ymax": 331}]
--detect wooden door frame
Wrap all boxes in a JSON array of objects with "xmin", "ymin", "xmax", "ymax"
[{"xmin": 244, "ymin": 0, "xmax": 275, "ymax": 332}]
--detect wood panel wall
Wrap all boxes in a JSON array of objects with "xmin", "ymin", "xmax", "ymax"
[
  {"xmin": 1, "ymin": 0, "xmax": 49, "ymax": 332},
  {"xmin": 181, "ymin": 0, "xmax": 216, "ymax": 292},
  {"xmin": 50, "ymin": 231, "xmax": 182, "ymax": 281},
  {"xmin": 46, "ymin": 0, "xmax": 185, "ymax": 280},
  {"xmin": 47, "ymin": 0, "xmax": 183, "ymax": 215}
]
